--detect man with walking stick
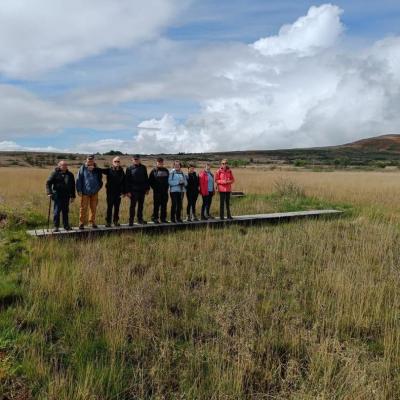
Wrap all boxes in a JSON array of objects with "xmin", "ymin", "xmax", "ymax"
[{"xmin": 46, "ymin": 160, "xmax": 76, "ymax": 232}]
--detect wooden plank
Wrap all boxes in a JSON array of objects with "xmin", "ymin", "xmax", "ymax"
[{"xmin": 27, "ymin": 209, "xmax": 343, "ymax": 238}]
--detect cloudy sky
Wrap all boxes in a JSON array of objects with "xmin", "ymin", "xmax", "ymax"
[{"xmin": 1, "ymin": 0, "xmax": 400, "ymax": 153}]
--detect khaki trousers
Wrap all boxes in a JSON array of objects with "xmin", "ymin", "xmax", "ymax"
[{"xmin": 79, "ymin": 193, "xmax": 98, "ymax": 225}]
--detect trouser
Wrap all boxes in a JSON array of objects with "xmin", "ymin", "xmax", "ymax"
[
  {"xmin": 106, "ymin": 192, "xmax": 122, "ymax": 224},
  {"xmin": 219, "ymin": 192, "xmax": 232, "ymax": 218},
  {"xmin": 170, "ymin": 192, "xmax": 184, "ymax": 221},
  {"xmin": 152, "ymin": 190, "xmax": 168, "ymax": 221},
  {"xmin": 80, "ymin": 193, "xmax": 98, "ymax": 225},
  {"xmin": 186, "ymin": 191, "xmax": 199, "ymax": 217},
  {"xmin": 129, "ymin": 191, "xmax": 145, "ymax": 223},
  {"xmin": 53, "ymin": 196, "xmax": 70, "ymax": 228},
  {"xmin": 201, "ymin": 192, "xmax": 213, "ymax": 217}
]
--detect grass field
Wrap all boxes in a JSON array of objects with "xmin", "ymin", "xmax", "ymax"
[{"xmin": 1, "ymin": 166, "xmax": 400, "ymax": 399}]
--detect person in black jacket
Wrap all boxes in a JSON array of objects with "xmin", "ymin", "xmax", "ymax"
[
  {"xmin": 46, "ymin": 160, "xmax": 76, "ymax": 231},
  {"xmin": 185, "ymin": 164, "xmax": 199, "ymax": 221},
  {"xmin": 149, "ymin": 157, "xmax": 170, "ymax": 223},
  {"xmin": 102, "ymin": 156, "xmax": 125, "ymax": 227},
  {"xmin": 125, "ymin": 154, "xmax": 150, "ymax": 225}
]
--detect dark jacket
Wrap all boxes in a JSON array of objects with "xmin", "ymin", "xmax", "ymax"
[
  {"xmin": 102, "ymin": 167, "xmax": 125, "ymax": 195},
  {"xmin": 125, "ymin": 164, "xmax": 150, "ymax": 193},
  {"xmin": 76, "ymin": 163, "xmax": 103, "ymax": 195},
  {"xmin": 149, "ymin": 167, "xmax": 169, "ymax": 193},
  {"xmin": 46, "ymin": 168, "xmax": 76, "ymax": 198},
  {"xmin": 186, "ymin": 172, "xmax": 199, "ymax": 195}
]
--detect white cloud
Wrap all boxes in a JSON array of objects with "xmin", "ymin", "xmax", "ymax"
[
  {"xmin": 0, "ymin": 84, "xmax": 130, "ymax": 140},
  {"xmin": 252, "ymin": 4, "xmax": 344, "ymax": 56},
  {"xmin": 132, "ymin": 4, "xmax": 400, "ymax": 153},
  {"xmin": 0, "ymin": 0, "xmax": 185, "ymax": 78},
  {"xmin": 0, "ymin": 140, "xmax": 61, "ymax": 152}
]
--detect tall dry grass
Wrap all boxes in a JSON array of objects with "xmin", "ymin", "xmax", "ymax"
[{"xmin": 2, "ymin": 166, "xmax": 400, "ymax": 398}]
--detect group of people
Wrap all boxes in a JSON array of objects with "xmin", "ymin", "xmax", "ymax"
[{"xmin": 45, "ymin": 154, "xmax": 235, "ymax": 231}]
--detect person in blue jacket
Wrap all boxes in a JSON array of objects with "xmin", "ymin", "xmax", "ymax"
[
  {"xmin": 168, "ymin": 160, "xmax": 187, "ymax": 223},
  {"xmin": 76, "ymin": 155, "xmax": 103, "ymax": 229}
]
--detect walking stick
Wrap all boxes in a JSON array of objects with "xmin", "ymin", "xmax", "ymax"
[{"xmin": 47, "ymin": 196, "xmax": 52, "ymax": 232}]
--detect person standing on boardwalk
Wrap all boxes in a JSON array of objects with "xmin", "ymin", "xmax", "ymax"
[
  {"xmin": 46, "ymin": 160, "xmax": 75, "ymax": 232},
  {"xmin": 125, "ymin": 155, "xmax": 150, "ymax": 225},
  {"xmin": 185, "ymin": 164, "xmax": 199, "ymax": 221},
  {"xmin": 149, "ymin": 157, "xmax": 170, "ymax": 223},
  {"xmin": 102, "ymin": 156, "xmax": 125, "ymax": 227},
  {"xmin": 76, "ymin": 155, "xmax": 103, "ymax": 229},
  {"xmin": 199, "ymin": 163, "xmax": 215, "ymax": 220},
  {"xmin": 215, "ymin": 159, "xmax": 235, "ymax": 220},
  {"xmin": 168, "ymin": 160, "xmax": 187, "ymax": 223}
]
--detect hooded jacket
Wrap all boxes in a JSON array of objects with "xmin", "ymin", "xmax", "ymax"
[
  {"xmin": 199, "ymin": 170, "xmax": 214, "ymax": 196},
  {"xmin": 46, "ymin": 167, "xmax": 76, "ymax": 198},
  {"xmin": 168, "ymin": 169, "xmax": 188, "ymax": 193},
  {"xmin": 215, "ymin": 167, "xmax": 235, "ymax": 193},
  {"xmin": 149, "ymin": 167, "xmax": 169, "ymax": 193},
  {"xmin": 76, "ymin": 163, "xmax": 103, "ymax": 195}
]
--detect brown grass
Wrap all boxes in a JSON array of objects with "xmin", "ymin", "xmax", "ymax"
[{"xmin": 1, "ymin": 166, "xmax": 400, "ymax": 399}]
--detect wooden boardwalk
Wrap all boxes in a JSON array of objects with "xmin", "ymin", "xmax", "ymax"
[{"xmin": 27, "ymin": 209, "xmax": 343, "ymax": 238}]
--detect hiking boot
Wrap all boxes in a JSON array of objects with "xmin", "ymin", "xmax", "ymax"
[
  {"xmin": 138, "ymin": 219, "xmax": 147, "ymax": 225},
  {"xmin": 92, "ymin": 224, "xmax": 98, "ymax": 229},
  {"xmin": 105, "ymin": 223, "xmax": 111, "ymax": 228},
  {"xmin": 128, "ymin": 222, "xmax": 134, "ymax": 227},
  {"xmin": 152, "ymin": 218, "xmax": 160, "ymax": 224},
  {"xmin": 64, "ymin": 226, "xmax": 72, "ymax": 231},
  {"xmin": 227, "ymin": 215, "xmax": 234, "ymax": 220},
  {"xmin": 193, "ymin": 216, "xmax": 199, "ymax": 221},
  {"xmin": 160, "ymin": 219, "xmax": 169, "ymax": 224},
  {"xmin": 53, "ymin": 227, "xmax": 59, "ymax": 232},
  {"xmin": 185, "ymin": 216, "xmax": 192, "ymax": 222},
  {"xmin": 201, "ymin": 216, "xmax": 208, "ymax": 221},
  {"xmin": 114, "ymin": 222, "xmax": 120, "ymax": 227},
  {"xmin": 79, "ymin": 224, "xmax": 85, "ymax": 230},
  {"xmin": 170, "ymin": 218, "xmax": 176, "ymax": 223},
  {"xmin": 176, "ymin": 219, "xmax": 183, "ymax": 223},
  {"xmin": 208, "ymin": 215, "xmax": 215, "ymax": 219}
]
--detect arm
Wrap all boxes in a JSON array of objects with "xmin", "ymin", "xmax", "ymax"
[
  {"xmin": 46, "ymin": 171, "xmax": 55, "ymax": 195},
  {"xmin": 75, "ymin": 167, "xmax": 83, "ymax": 194},
  {"xmin": 70, "ymin": 172, "xmax": 76, "ymax": 198},
  {"xmin": 148, "ymin": 169, "xmax": 155, "ymax": 190},
  {"xmin": 143, "ymin": 166, "xmax": 150, "ymax": 192}
]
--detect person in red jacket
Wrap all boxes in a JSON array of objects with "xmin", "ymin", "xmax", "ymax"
[
  {"xmin": 198, "ymin": 162, "xmax": 215, "ymax": 220},
  {"xmin": 215, "ymin": 159, "xmax": 235, "ymax": 220}
]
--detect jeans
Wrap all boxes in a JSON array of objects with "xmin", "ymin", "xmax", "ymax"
[
  {"xmin": 129, "ymin": 191, "xmax": 146, "ymax": 223},
  {"xmin": 219, "ymin": 192, "xmax": 232, "ymax": 218},
  {"xmin": 53, "ymin": 196, "xmax": 70, "ymax": 228},
  {"xmin": 201, "ymin": 192, "xmax": 213, "ymax": 218},
  {"xmin": 152, "ymin": 191, "xmax": 168, "ymax": 221},
  {"xmin": 170, "ymin": 192, "xmax": 184, "ymax": 221},
  {"xmin": 106, "ymin": 192, "xmax": 122, "ymax": 224}
]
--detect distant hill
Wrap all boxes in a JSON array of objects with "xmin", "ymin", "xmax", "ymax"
[
  {"xmin": 1, "ymin": 134, "xmax": 400, "ymax": 168},
  {"xmin": 340, "ymin": 134, "xmax": 400, "ymax": 153}
]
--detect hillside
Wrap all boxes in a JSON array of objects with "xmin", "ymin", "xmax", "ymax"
[
  {"xmin": 1, "ymin": 134, "xmax": 400, "ymax": 168},
  {"xmin": 341, "ymin": 134, "xmax": 400, "ymax": 152}
]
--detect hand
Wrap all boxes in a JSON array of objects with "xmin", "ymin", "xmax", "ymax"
[
  {"xmin": 127, "ymin": 193, "xmax": 132, "ymax": 198},
  {"xmin": 77, "ymin": 192, "xmax": 82, "ymax": 197},
  {"xmin": 70, "ymin": 198, "xmax": 75, "ymax": 203},
  {"xmin": 47, "ymin": 194, "xmax": 52, "ymax": 197}
]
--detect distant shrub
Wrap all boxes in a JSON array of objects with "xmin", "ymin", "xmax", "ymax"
[
  {"xmin": 273, "ymin": 178, "xmax": 306, "ymax": 198},
  {"xmin": 229, "ymin": 159, "xmax": 250, "ymax": 167},
  {"xmin": 294, "ymin": 159, "xmax": 307, "ymax": 167}
]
